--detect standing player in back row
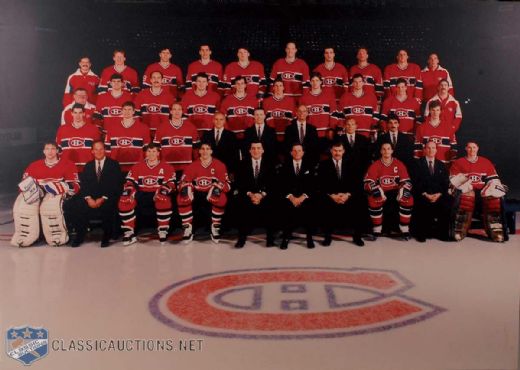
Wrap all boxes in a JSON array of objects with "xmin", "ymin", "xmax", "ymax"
[
  {"xmin": 185, "ymin": 44, "xmax": 223, "ymax": 95},
  {"xmin": 350, "ymin": 47, "xmax": 384, "ymax": 105},
  {"xmin": 223, "ymin": 47, "xmax": 266, "ymax": 98},
  {"xmin": 98, "ymin": 49, "xmax": 140, "ymax": 95},
  {"xmin": 142, "ymin": 47, "xmax": 184, "ymax": 101},
  {"xmin": 384, "ymin": 49, "xmax": 422, "ymax": 103},
  {"xmin": 270, "ymin": 42, "xmax": 310, "ymax": 98},
  {"xmin": 313, "ymin": 47, "xmax": 349, "ymax": 102}
]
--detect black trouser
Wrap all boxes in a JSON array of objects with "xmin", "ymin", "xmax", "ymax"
[
  {"xmin": 236, "ymin": 195, "xmax": 275, "ymax": 240},
  {"xmin": 413, "ymin": 195, "xmax": 451, "ymax": 240},
  {"xmin": 280, "ymin": 197, "xmax": 314, "ymax": 238},
  {"xmin": 321, "ymin": 194, "xmax": 366, "ymax": 238},
  {"xmin": 65, "ymin": 195, "xmax": 118, "ymax": 240}
]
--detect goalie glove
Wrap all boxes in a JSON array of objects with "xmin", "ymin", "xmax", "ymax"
[
  {"xmin": 18, "ymin": 176, "xmax": 43, "ymax": 204},
  {"xmin": 449, "ymin": 173, "xmax": 473, "ymax": 195},
  {"xmin": 481, "ymin": 179, "xmax": 507, "ymax": 198},
  {"xmin": 207, "ymin": 186, "xmax": 222, "ymax": 205}
]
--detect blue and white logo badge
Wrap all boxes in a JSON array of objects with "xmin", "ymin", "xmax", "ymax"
[{"xmin": 6, "ymin": 326, "xmax": 48, "ymax": 365}]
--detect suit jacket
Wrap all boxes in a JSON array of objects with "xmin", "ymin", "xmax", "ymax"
[
  {"xmin": 278, "ymin": 158, "xmax": 315, "ymax": 198},
  {"xmin": 235, "ymin": 157, "xmax": 275, "ymax": 199},
  {"xmin": 202, "ymin": 128, "xmax": 240, "ymax": 173},
  {"xmin": 375, "ymin": 131, "xmax": 414, "ymax": 168},
  {"xmin": 411, "ymin": 157, "xmax": 450, "ymax": 197},
  {"xmin": 339, "ymin": 133, "xmax": 371, "ymax": 177},
  {"xmin": 317, "ymin": 157, "xmax": 362, "ymax": 197},
  {"xmin": 79, "ymin": 157, "xmax": 123, "ymax": 202},
  {"xmin": 242, "ymin": 124, "xmax": 277, "ymax": 164},
  {"xmin": 284, "ymin": 120, "xmax": 319, "ymax": 165}
]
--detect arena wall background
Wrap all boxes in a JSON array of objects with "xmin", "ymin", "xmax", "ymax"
[{"xmin": 1, "ymin": 0, "xmax": 519, "ymax": 197}]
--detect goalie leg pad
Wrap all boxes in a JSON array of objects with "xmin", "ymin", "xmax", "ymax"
[
  {"xmin": 482, "ymin": 197, "xmax": 504, "ymax": 242},
  {"xmin": 368, "ymin": 195, "xmax": 385, "ymax": 226},
  {"xmin": 11, "ymin": 193, "xmax": 40, "ymax": 247},
  {"xmin": 450, "ymin": 191, "xmax": 475, "ymax": 241},
  {"xmin": 154, "ymin": 195, "xmax": 172, "ymax": 233},
  {"xmin": 40, "ymin": 194, "xmax": 69, "ymax": 246}
]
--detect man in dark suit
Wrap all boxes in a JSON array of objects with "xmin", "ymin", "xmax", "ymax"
[
  {"xmin": 336, "ymin": 117, "xmax": 371, "ymax": 179},
  {"xmin": 66, "ymin": 140, "xmax": 123, "ymax": 247},
  {"xmin": 201, "ymin": 112, "xmax": 240, "ymax": 176},
  {"xmin": 317, "ymin": 141, "xmax": 366, "ymax": 246},
  {"xmin": 375, "ymin": 116, "xmax": 414, "ymax": 169},
  {"xmin": 234, "ymin": 141, "xmax": 276, "ymax": 248},
  {"xmin": 278, "ymin": 143, "xmax": 316, "ymax": 249},
  {"xmin": 242, "ymin": 107, "xmax": 277, "ymax": 164},
  {"xmin": 411, "ymin": 141, "xmax": 450, "ymax": 242},
  {"xmin": 284, "ymin": 104, "xmax": 319, "ymax": 166}
]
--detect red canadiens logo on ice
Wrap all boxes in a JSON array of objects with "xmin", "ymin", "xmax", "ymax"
[
  {"xmin": 117, "ymin": 138, "xmax": 132, "ymax": 147},
  {"xmin": 282, "ymin": 72, "xmax": 295, "ymax": 80},
  {"xmin": 142, "ymin": 177, "xmax": 158, "ymax": 186},
  {"xmin": 310, "ymin": 106, "xmax": 324, "ymax": 114},
  {"xmin": 149, "ymin": 267, "xmax": 446, "ymax": 339},
  {"xmin": 109, "ymin": 107, "xmax": 122, "ymax": 116},
  {"xmin": 193, "ymin": 105, "xmax": 209, "ymax": 114},
  {"xmin": 380, "ymin": 176, "xmax": 395, "ymax": 186},
  {"xmin": 352, "ymin": 106, "xmax": 366, "ymax": 114},
  {"xmin": 323, "ymin": 77, "xmax": 336, "ymax": 86},
  {"xmin": 169, "ymin": 137, "xmax": 184, "ymax": 146},
  {"xmin": 147, "ymin": 104, "xmax": 161, "ymax": 113},
  {"xmin": 233, "ymin": 107, "xmax": 248, "ymax": 115},
  {"xmin": 69, "ymin": 138, "xmax": 85, "ymax": 147}
]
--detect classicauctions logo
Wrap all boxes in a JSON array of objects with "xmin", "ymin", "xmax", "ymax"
[
  {"xmin": 149, "ymin": 267, "xmax": 446, "ymax": 339},
  {"xmin": 6, "ymin": 326, "xmax": 48, "ymax": 365}
]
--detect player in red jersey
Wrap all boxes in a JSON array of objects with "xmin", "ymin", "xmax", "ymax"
[
  {"xmin": 118, "ymin": 143, "xmax": 176, "ymax": 245},
  {"xmin": 95, "ymin": 73, "xmax": 134, "ymax": 131},
  {"xmin": 449, "ymin": 142, "xmax": 507, "ymax": 242},
  {"xmin": 55, "ymin": 104, "xmax": 101, "ymax": 172},
  {"xmin": 364, "ymin": 143, "xmax": 414, "ymax": 239},
  {"xmin": 299, "ymin": 72, "xmax": 338, "ymax": 138},
  {"xmin": 104, "ymin": 101, "xmax": 151, "ymax": 172},
  {"xmin": 425, "ymin": 79, "xmax": 462, "ymax": 132},
  {"xmin": 134, "ymin": 70, "xmax": 175, "ymax": 136},
  {"xmin": 221, "ymin": 76, "xmax": 259, "ymax": 138},
  {"xmin": 98, "ymin": 49, "xmax": 140, "ymax": 95},
  {"xmin": 421, "ymin": 53, "xmax": 454, "ymax": 102},
  {"xmin": 12, "ymin": 142, "xmax": 79, "ymax": 247},
  {"xmin": 384, "ymin": 49, "xmax": 423, "ymax": 103},
  {"xmin": 414, "ymin": 101, "xmax": 457, "ymax": 163},
  {"xmin": 154, "ymin": 102, "xmax": 199, "ymax": 173},
  {"xmin": 270, "ymin": 42, "xmax": 310, "ymax": 98},
  {"xmin": 338, "ymin": 73, "xmax": 379, "ymax": 140},
  {"xmin": 185, "ymin": 44, "xmax": 223, "ymax": 95},
  {"xmin": 262, "ymin": 78, "xmax": 297, "ymax": 141},
  {"xmin": 381, "ymin": 78, "xmax": 422, "ymax": 135},
  {"xmin": 223, "ymin": 47, "xmax": 266, "ymax": 98},
  {"xmin": 63, "ymin": 56, "xmax": 100, "ymax": 106},
  {"xmin": 350, "ymin": 47, "xmax": 384, "ymax": 104},
  {"xmin": 142, "ymin": 47, "xmax": 184, "ymax": 100},
  {"xmin": 61, "ymin": 88, "xmax": 97, "ymax": 127},
  {"xmin": 313, "ymin": 47, "xmax": 349, "ymax": 101},
  {"xmin": 177, "ymin": 143, "xmax": 231, "ymax": 243},
  {"xmin": 181, "ymin": 72, "xmax": 221, "ymax": 133}
]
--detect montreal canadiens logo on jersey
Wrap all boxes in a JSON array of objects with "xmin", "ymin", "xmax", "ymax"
[
  {"xmin": 380, "ymin": 176, "xmax": 396, "ymax": 186},
  {"xmin": 109, "ymin": 107, "xmax": 122, "ymax": 116},
  {"xmin": 271, "ymin": 111, "xmax": 285, "ymax": 118},
  {"xmin": 193, "ymin": 105, "xmax": 209, "ymax": 114},
  {"xmin": 351, "ymin": 105, "xmax": 366, "ymax": 115},
  {"xmin": 169, "ymin": 137, "xmax": 185, "ymax": 146},
  {"xmin": 196, "ymin": 177, "xmax": 212, "ymax": 187},
  {"xmin": 69, "ymin": 137, "xmax": 85, "ymax": 147},
  {"xmin": 244, "ymin": 76, "xmax": 253, "ymax": 83},
  {"xmin": 394, "ymin": 109, "xmax": 408, "ymax": 118},
  {"xmin": 147, "ymin": 104, "xmax": 161, "ymax": 113},
  {"xmin": 468, "ymin": 173, "xmax": 482, "ymax": 183},
  {"xmin": 149, "ymin": 267, "xmax": 446, "ymax": 339},
  {"xmin": 142, "ymin": 176, "xmax": 158, "ymax": 186},
  {"xmin": 310, "ymin": 106, "xmax": 324, "ymax": 114},
  {"xmin": 162, "ymin": 77, "xmax": 173, "ymax": 84},
  {"xmin": 233, "ymin": 107, "xmax": 248, "ymax": 115},
  {"xmin": 323, "ymin": 77, "xmax": 336, "ymax": 86},
  {"xmin": 282, "ymin": 72, "xmax": 295, "ymax": 80},
  {"xmin": 429, "ymin": 136, "xmax": 442, "ymax": 145},
  {"xmin": 117, "ymin": 138, "xmax": 133, "ymax": 147}
]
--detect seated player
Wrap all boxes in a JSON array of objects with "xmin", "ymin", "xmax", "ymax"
[
  {"xmin": 449, "ymin": 142, "xmax": 508, "ymax": 242},
  {"xmin": 118, "ymin": 143, "xmax": 176, "ymax": 245},
  {"xmin": 177, "ymin": 143, "xmax": 230, "ymax": 243},
  {"xmin": 364, "ymin": 143, "xmax": 414, "ymax": 239},
  {"xmin": 11, "ymin": 142, "xmax": 79, "ymax": 247}
]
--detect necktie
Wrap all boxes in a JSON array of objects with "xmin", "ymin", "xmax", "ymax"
[
  {"xmin": 349, "ymin": 135, "xmax": 354, "ymax": 147},
  {"xmin": 96, "ymin": 161, "xmax": 102, "ymax": 181},
  {"xmin": 392, "ymin": 134, "xmax": 397, "ymax": 146},
  {"xmin": 429, "ymin": 160, "xmax": 434, "ymax": 176},
  {"xmin": 295, "ymin": 162, "xmax": 300, "ymax": 175},
  {"xmin": 215, "ymin": 129, "xmax": 221, "ymax": 145},
  {"xmin": 299, "ymin": 124, "xmax": 305, "ymax": 143},
  {"xmin": 254, "ymin": 160, "xmax": 259, "ymax": 179},
  {"xmin": 335, "ymin": 160, "xmax": 341, "ymax": 179},
  {"xmin": 257, "ymin": 125, "xmax": 262, "ymax": 139}
]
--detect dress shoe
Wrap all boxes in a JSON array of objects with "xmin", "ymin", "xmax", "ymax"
[
  {"xmin": 401, "ymin": 232, "xmax": 411, "ymax": 241},
  {"xmin": 353, "ymin": 236, "xmax": 365, "ymax": 247},
  {"xmin": 416, "ymin": 236, "xmax": 426, "ymax": 243},
  {"xmin": 266, "ymin": 237, "xmax": 276, "ymax": 247},
  {"xmin": 235, "ymin": 238, "xmax": 246, "ymax": 249},
  {"xmin": 306, "ymin": 236, "xmax": 315, "ymax": 249},
  {"xmin": 70, "ymin": 238, "xmax": 82, "ymax": 248},
  {"xmin": 100, "ymin": 239, "xmax": 111, "ymax": 248},
  {"xmin": 322, "ymin": 235, "xmax": 332, "ymax": 247},
  {"xmin": 280, "ymin": 239, "xmax": 289, "ymax": 250}
]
